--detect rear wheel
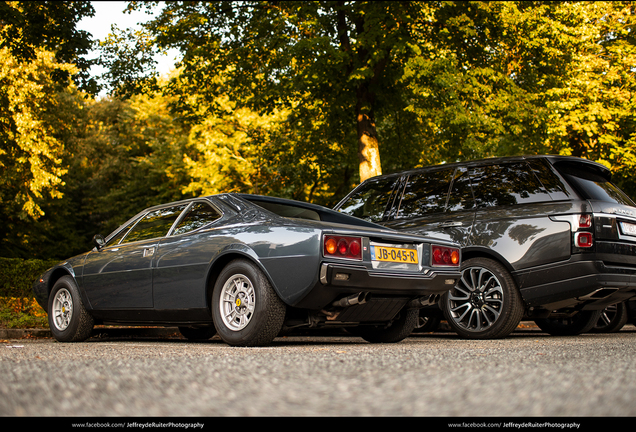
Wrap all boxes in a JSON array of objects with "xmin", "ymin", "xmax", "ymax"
[
  {"xmin": 535, "ymin": 310, "xmax": 602, "ymax": 336},
  {"xmin": 179, "ymin": 326, "xmax": 216, "ymax": 341},
  {"xmin": 442, "ymin": 257, "xmax": 523, "ymax": 339},
  {"xmin": 355, "ymin": 308, "xmax": 419, "ymax": 343},
  {"xmin": 413, "ymin": 313, "xmax": 440, "ymax": 333},
  {"xmin": 592, "ymin": 302, "xmax": 628, "ymax": 333},
  {"xmin": 212, "ymin": 259, "xmax": 286, "ymax": 347},
  {"xmin": 48, "ymin": 276, "xmax": 94, "ymax": 342}
]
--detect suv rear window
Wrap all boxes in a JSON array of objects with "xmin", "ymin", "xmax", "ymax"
[{"xmin": 556, "ymin": 163, "xmax": 635, "ymax": 206}]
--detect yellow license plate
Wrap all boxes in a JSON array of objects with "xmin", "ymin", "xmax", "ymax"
[{"xmin": 371, "ymin": 245, "xmax": 418, "ymax": 264}]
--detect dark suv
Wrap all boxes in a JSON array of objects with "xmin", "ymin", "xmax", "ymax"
[{"xmin": 334, "ymin": 155, "xmax": 636, "ymax": 339}]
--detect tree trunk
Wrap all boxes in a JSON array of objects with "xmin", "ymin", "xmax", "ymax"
[{"xmin": 356, "ymin": 85, "xmax": 382, "ymax": 182}]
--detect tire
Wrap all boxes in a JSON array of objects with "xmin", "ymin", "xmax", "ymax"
[
  {"xmin": 534, "ymin": 310, "xmax": 602, "ymax": 336},
  {"xmin": 354, "ymin": 308, "xmax": 419, "ymax": 343},
  {"xmin": 48, "ymin": 276, "xmax": 94, "ymax": 342},
  {"xmin": 211, "ymin": 259, "xmax": 286, "ymax": 347},
  {"xmin": 442, "ymin": 257, "xmax": 524, "ymax": 339},
  {"xmin": 592, "ymin": 302, "xmax": 629, "ymax": 333},
  {"xmin": 179, "ymin": 325, "xmax": 216, "ymax": 341},
  {"xmin": 413, "ymin": 313, "xmax": 441, "ymax": 333}
]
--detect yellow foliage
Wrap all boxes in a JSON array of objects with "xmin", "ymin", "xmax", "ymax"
[{"xmin": 0, "ymin": 45, "xmax": 84, "ymax": 218}]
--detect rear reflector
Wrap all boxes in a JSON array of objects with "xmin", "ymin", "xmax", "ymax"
[{"xmin": 431, "ymin": 245, "xmax": 460, "ymax": 267}]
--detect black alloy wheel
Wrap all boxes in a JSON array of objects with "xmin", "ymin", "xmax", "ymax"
[
  {"xmin": 442, "ymin": 257, "xmax": 524, "ymax": 339},
  {"xmin": 591, "ymin": 302, "xmax": 628, "ymax": 333},
  {"xmin": 534, "ymin": 310, "xmax": 602, "ymax": 336},
  {"xmin": 354, "ymin": 308, "xmax": 419, "ymax": 343}
]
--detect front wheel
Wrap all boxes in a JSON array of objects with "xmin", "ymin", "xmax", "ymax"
[
  {"xmin": 354, "ymin": 308, "xmax": 419, "ymax": 343},
  {"xmin": 48, "ymin": 276, "xmax": 94, "ymax": 342},
  {"xmin": 535, "ymin": 310, "xmax": 602, "ymax": 336},
  {"xmin": 211, "ymin": 259, "xmax": 286, "ymax": 347},
  {"xmin": 442, "ymin": 257, "xmax": 524, "ymax": 339}
]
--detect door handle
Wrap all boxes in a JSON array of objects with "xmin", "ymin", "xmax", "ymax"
[{"xmin": 143, "ymin": 247, "xmax": 155, "ymax": 257}]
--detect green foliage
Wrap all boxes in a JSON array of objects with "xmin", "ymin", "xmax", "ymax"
[
  {"xmin": 0, "ymin": 0, "xmax": 98, "ymax": 93},
  {"xmin": 0, "ymin": 257, "xmax": 58, "ymax": 298},
  {"xmin": 2, "ymin": 0, "xmax": 636, "ymax": 262}
]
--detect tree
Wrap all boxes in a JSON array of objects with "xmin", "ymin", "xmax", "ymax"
[
  {"xmin": 106, "ymin": 1, "xmax": 440, "ymax": 187},
  {"xmin": 0, "ymin": 1, "xmax": 98, "ymax": 93},
  {"xmin": 0, "ymin": 46, "xmax": 87, "ymax": 258}
]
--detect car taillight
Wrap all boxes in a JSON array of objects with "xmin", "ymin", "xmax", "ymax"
[
  {"xmin": 431, "ymin": 245, "xmax": 460, "ymax": 267},
  {"xmin": 324, "ymin": 235, "xmax": 363, "ymax": 260}
]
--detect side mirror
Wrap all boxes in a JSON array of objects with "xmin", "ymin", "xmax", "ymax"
[{"xmin": 92, "ymin": 234, "xmax": 106, "ymax": 250}]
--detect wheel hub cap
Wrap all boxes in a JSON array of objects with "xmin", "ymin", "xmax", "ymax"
[
  {"xmin": 220, "ymin": 274, "xmax": 255, "ymax": 331},
  {"xmin": 52, "ymin": 288, "xmax": 73, "ymax": 331}
]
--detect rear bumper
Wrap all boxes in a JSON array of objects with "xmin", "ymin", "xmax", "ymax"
[
  {"xmin": 516, "ymin": 258, "xmax": 636, "ymax": 310},
  {"xmin": 320, "ymin": 262, "xmax": 459, "ymax": 293},
  {"xmin": 291, "ymin": 262, "xmax": 460, "ymax": 309}
]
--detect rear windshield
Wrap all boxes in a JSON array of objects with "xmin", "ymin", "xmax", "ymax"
[{"xmin": 556, "ymin": 163, "xmax": 635, "ymax": 206}]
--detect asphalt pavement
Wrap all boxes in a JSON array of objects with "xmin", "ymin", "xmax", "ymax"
[{"xmin": 2, "ymin": 324, "xmax": 635, "ymax": 419}]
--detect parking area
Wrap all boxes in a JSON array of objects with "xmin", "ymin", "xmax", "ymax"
[{"xmin": 2, "ymin": 325, "xmax": 635, "ymax": 418}]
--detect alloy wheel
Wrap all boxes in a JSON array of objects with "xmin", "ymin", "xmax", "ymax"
[
  {"xmin": 52, "ymin": 287, "xmax": 73, "ymax": 331},
  {"xmin": 219, "ymin": 274, "xmax": 256, "ymax": 331},
  {"xmin": 447, "ymin": 266, "xmax": 504, "ymax": 333}
]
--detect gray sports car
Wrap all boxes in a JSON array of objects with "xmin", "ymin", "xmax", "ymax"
[{"xmin": 33, "ymin": 193, "xmax": 461, "ymax": 346}]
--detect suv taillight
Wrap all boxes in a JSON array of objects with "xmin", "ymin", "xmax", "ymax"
[
  {"xmin": 324, "ymin": 235, "xmax": 363, "ymax": 260},
  {"xmin": 575, "ymin": 232, "xmax": 593, "ymax": 248},
  {"xmin": 578, "ymin": 214, "xmax": 592, "ymax": 228},
  {"xmin": 574, "ymin": 214, "xmax": 593, "ymax": 249},
  {"xmin": 431, "ymin": 245, "xmax": 460, "ymax": 267}
]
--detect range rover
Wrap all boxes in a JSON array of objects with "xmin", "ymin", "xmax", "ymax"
[{"xmin": 334, "ymin": 155, "xmax": 636, "ymax": 339}]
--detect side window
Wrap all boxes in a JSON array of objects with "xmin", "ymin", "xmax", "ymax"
[
  {"xmin": 172, "ymin": 202, "xmax": 222, "ymax": 235},
  {"xmin": 395, "ymin": 168, "xmax": 453, "ymax": 219},
  {"xmin": 447, "ymin": 168, "xmax": 475, "ymax": 212},
  {"xmin": 121, "ymin": 204, "xmax": 188, "ymax": 244},
  {"xmin": 105, "ymin": 218, "xmax": 140, "ymax": 246},
  {"xmin": 336, "ymin": 177, "xmax": 400, "ymax": 222},
  {"xmin": 528, "ymin": 159, "xmax": 572, "ymax": 200},
  {"xmin": 470, "ymin": 162, "xmax": 551, "ymax": 208}
]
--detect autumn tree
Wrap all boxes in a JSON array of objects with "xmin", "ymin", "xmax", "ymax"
[
  {"xmin": 105, "ymin": 1, "xmax": 442, "ymax": 191},
  {"xmin": 0, "ymin": 1, "xmax": 97, "ymax": 92}
]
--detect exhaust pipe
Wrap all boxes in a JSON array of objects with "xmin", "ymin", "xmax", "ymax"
[
  {"xmin": 332, "ymin": 292, "xmax": 370, "ymax": 308},
  {"xmin": 407, "ymin": 294, "xmax": 440, "ymax": 309}
]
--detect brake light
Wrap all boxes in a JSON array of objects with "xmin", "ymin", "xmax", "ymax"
[
  {"xmin": 431, "ymin": 245, "xmax": 460, "ymax": 267},
  {"xmin": 575, "ymin": 232, "xmax": 593, "ymax": 248},
  {"xmin": 324, "ymin": 236, "xmax": 363, "ymax": 260},
  {"xmin": 578, "ymin": 214, "xmax": 592, "ymax": 228}
]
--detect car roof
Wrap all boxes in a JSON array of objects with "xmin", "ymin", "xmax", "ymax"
[{"xmin": 360, "ymin": 155, "xmax": 611, "ymax": 183}]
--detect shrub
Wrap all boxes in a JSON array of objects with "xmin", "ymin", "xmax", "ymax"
[{"xmin": 0, "ymin": 257, "xmax": 59, "ymax": 328}]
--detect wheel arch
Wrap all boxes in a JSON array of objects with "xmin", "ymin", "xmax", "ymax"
[
  {"xmin": 205, "ymin": 246, "xmax": 285, "ymax": 311},
  {"xmin": 461, "ymin": 246, "xmax": 516, "ymax": 276}
]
